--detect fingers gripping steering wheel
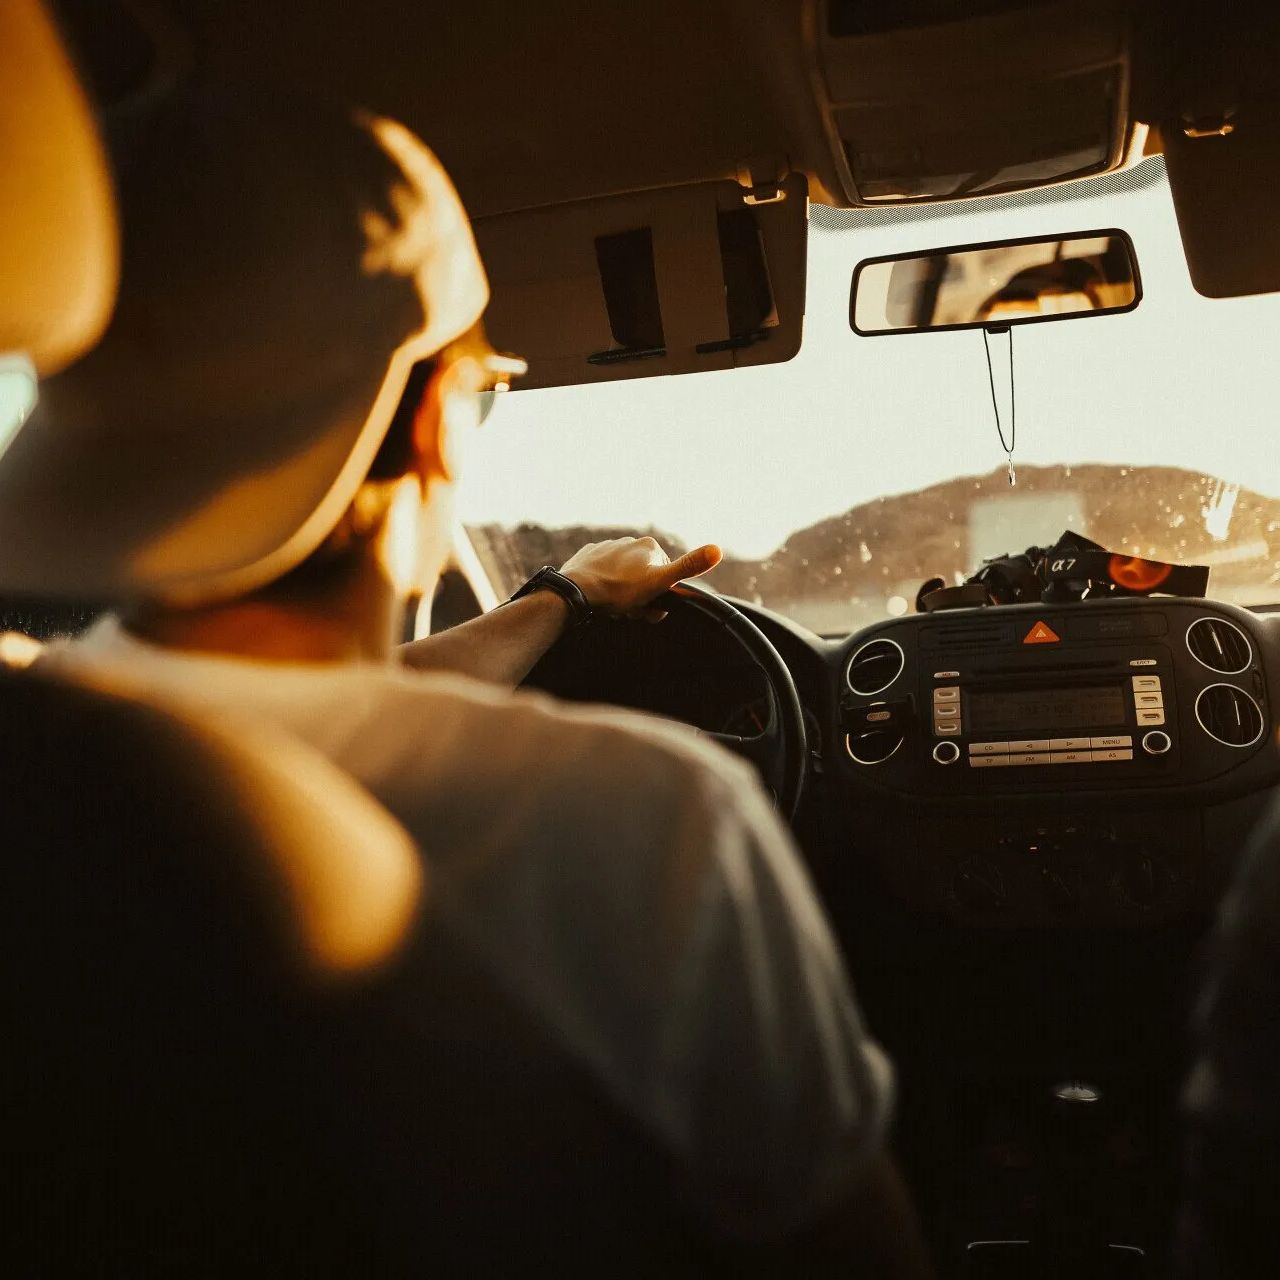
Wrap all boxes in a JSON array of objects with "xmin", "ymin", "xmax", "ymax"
[{"xmin": 666, "ymin": 582, "xmax": 808, "ymax": 820}]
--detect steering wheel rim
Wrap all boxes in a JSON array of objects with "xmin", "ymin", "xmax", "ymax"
[{"xmin": 666, "ymin": 581, "xmax": 808, "ymax": 820}]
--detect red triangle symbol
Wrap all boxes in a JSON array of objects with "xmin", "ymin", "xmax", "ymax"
[{"xmin": 1024, "ymin": 621, "xmax": 1060, "ymax": 645}]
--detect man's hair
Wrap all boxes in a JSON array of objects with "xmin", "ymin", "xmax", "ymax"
[
  {"xmin": 256, "ymin": 355, "xmax": 438, "ymax": 604},
  {"xmin": 366, "ymin": 357, "xmax": 436, "ymax": 483}
]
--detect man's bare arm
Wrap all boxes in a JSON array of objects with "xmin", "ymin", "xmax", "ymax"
[
  {"xmin": 399, "ymin": 589, "xmax": 571, "ymax": 686},
  {"xmin": 400, "ymin": 536, "xmax": 721, "ymax": 686}
]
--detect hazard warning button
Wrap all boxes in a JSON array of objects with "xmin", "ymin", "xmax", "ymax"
[{"xmin": 1023, "ymin": 620, "xmax": 1060, "ymax": 645}]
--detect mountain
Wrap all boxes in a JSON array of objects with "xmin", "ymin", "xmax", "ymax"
[{"xmin": 468, "ymin": 463, "xmax": 1280, "ymax": 633}]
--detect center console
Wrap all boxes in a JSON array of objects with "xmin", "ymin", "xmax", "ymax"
[{"xmin": 833, "ymin": 598, "xmax": 1278, "ymax": 926}]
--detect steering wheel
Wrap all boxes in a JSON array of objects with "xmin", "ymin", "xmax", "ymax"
[
  {"xmin": 659, "ymin": 582, "xmax": 809, "ymax": 819},
  {"xmin": 522, "ymin": 580, "xmax": 809, "ymax": 818}
]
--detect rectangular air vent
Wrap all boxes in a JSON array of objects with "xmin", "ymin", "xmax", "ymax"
[{"xmin": 920, "ymin": 623, "xmax": 1014, "ymax": 648}]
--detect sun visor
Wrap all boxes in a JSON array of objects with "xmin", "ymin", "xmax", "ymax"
[
  {"xmin": 472, "ymin": 174, "xmax": 807, "ymax": 389},
  {"xmin": 1164, "ymin": 120, "xmax": 1280, "ymax": 298},
  {"xmin": 1159, "ymin": 7, "xmax": 1280, "ymax": 299}
]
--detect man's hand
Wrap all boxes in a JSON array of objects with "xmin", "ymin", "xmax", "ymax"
[
  {"xmin": 400, "ymin": 536, "xmax": 722, "ymax": 685},
  {"xmin": 560, "ymin": 536, "xmax": 722, "ymax": 621}
]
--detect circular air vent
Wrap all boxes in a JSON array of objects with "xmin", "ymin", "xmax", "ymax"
[
  {"xmin": 1195, "ymin": 684, "xmax": 1265, "ymax": 748},
  {"xmin": 846, "ymin": 637, "xmax": 905, "ymax": 696},
  {"xmin": 1187, "ymin": 616, "xmax": 1252, "ymax": 674},
  {"xmin": 845, "ymin": 728, "xmax": 903, "ymax": 765}
]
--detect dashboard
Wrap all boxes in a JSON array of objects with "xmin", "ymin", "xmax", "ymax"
[
  {"xmin": 527, "ymin": 591, "xmax": 1280, "ymax": 933},
  {"xmin": 743, "ymin": 596, "xmax": 1280, "ymax": 931},
  {"xmin": 714, "ymin": 593, "xmax": 1280, "ymax": 1261},
  {"xmin": 524, "ymin": 586, "xmax": 1280, "ymax": 1234}
]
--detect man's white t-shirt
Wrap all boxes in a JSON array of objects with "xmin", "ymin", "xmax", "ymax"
[{"xmin": 42, "ymin": 617, "xmax": 893, "ymax": 1235}]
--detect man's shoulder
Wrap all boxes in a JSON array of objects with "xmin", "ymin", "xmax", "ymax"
[
  {"xmin": 374, "ymin": 665, "xmax": 760, "ymax": 810},
  {"xmin": 47, "ymin": 620, "xmax": 760, "ymax": 830}
]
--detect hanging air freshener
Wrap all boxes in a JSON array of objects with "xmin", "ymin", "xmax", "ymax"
[{"xmin": 982, "ymin": 325, "xmax": 1016, "ymax": 486}]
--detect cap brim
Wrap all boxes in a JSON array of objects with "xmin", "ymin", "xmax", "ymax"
[{"xmin": 0, "ymin": 358, "xmax": 380, "ymax": 603}]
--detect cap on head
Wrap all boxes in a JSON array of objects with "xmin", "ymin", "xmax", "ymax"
[{"xmin": 0, "ymin": 78, "xmax": 488, "ymax": 605}]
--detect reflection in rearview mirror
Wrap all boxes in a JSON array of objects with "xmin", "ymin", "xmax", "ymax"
[{"xmin": 850, "ymin": 230, "xmax": 1141, "ymax": 335}]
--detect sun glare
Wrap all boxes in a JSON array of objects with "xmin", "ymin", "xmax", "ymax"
[{"xmin": 0, "ymin": 353, "xmax": 38, "ymax": 456}]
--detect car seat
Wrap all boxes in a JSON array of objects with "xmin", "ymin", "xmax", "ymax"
[{"xmin": 0, "ymin": 667, "xmax": 702, "ymax": 1274}]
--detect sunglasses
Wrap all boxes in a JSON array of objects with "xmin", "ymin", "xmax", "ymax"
[{"xmin": 435, "ymin": 328, "xmax": 528, "ymax": 426}]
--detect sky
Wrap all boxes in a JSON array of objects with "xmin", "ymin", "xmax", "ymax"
[{"xmin": 459, "ymin": 158, "xmax": 1280, "ymax": 561}]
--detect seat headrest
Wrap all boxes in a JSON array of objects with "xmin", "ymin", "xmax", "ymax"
[{"xmin": 0, "ymin": 667, "xmax": 425, "ymax": 1274}]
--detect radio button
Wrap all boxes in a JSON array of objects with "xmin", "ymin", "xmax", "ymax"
[
  {"xmin": 1132, "ymin": 676, "xmax": 1162, "ymax": 692},
  {"xmin": 1049, "ymin": 737, "xmax": 1092, "ymax": 751},
  {"xmin": 970, "ymin": 754, "xmax": 1012, "ymax": 768},
  {"xmin": 1090, "ymin": 734, "xmax": 1133, "ymax": 749},
  {"xmin": 1007, "ymin": 739, "xmax": 1051, "ymax": 754},
  {"xmin": 969, "ymin": 741, "xmax": 1009, "ymax": 755},
  {"xmin": 933, "ymin": 686, "xmax": 960, "ymax": 702},
  {"xmin": 1091, "ymin": 748, "xmax": 1134, "ymax": 763},
  {"xmin": 1010, "ymin": 752, "xmax": 1052, "ymax": 766},
  {"xmin": 933, "ymin": 670, "xmax": 960, "ymax": 679},
  {"xmin": 934, "ymin": 720, "xmax": 961, "ymax": 736},
  {"xmin": 1130, "ymin": 659, "xmax": 1158, "ymax": 667},
  {"xmin": 1133, "ymin": 692, "xmax": 1164, "ymax": 709},
  {"xmin": 1050, "ymin": 750, "xmax": 1091, "ymax": 764},
  {"xmin": 1135, "ymin": 709, "xmax": 1166, "ymax": 726}
]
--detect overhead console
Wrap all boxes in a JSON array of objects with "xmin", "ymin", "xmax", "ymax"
[
  {"xmin": 804, "ymin": 0, "xmax": 1136, "ymax": 204},
  {"xmin": 472, "ymin": 175, "xmax": 807, "ymax": 390},
  {"xmin": 833, "ymin": 599, "xmax": 1279, "ymax": 927}
]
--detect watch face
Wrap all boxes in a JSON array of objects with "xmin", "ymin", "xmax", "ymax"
[
  {"xmin": 512, "ymin": 568, "xmax": 587, "ymax": 623},
  {"xmin": 540, "ymin": 568, "xmax": 591, "ymax": 623}
]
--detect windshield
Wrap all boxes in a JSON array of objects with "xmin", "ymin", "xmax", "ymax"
[{"xmin": 461, "ymin": 157, "xmax": 1280, "ymax": 635}]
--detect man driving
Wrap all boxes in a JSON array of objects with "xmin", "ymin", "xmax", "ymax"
[{"xmin": 0, "ymin": 82, "xmax": 928, "ymax": 1268}]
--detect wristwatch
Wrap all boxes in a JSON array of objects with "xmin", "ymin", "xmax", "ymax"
[{"xmin": 508, "ymin": 565, "xmax": 594, "ymax": 628}]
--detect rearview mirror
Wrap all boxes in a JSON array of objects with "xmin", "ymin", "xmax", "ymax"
[{"xmin": 850, "ymin": 229, "xmax": 1141, "ymax": 335}]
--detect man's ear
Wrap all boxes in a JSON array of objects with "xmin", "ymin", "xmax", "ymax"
[{"xmin": 410, "ymin": 361, "xmax": 453, "ymax": 486}]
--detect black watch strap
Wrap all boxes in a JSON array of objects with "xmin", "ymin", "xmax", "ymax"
[{"xmin": 509, "ymin": 566, "xmax": 593, "ymax": 627}]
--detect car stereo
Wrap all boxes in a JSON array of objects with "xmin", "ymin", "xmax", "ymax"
[
  {"xmin": 840, "ymin": 600, "xmax": 1272, "ymax": 795},
  {"xmin": 931, "ymin": 667, "xmax": 1170, "ymax": 770}
]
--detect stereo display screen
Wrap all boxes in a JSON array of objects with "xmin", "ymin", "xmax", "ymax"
[{"xmin": 967, "ymin": 684, "xmax": 1127, "ymax": 735}]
